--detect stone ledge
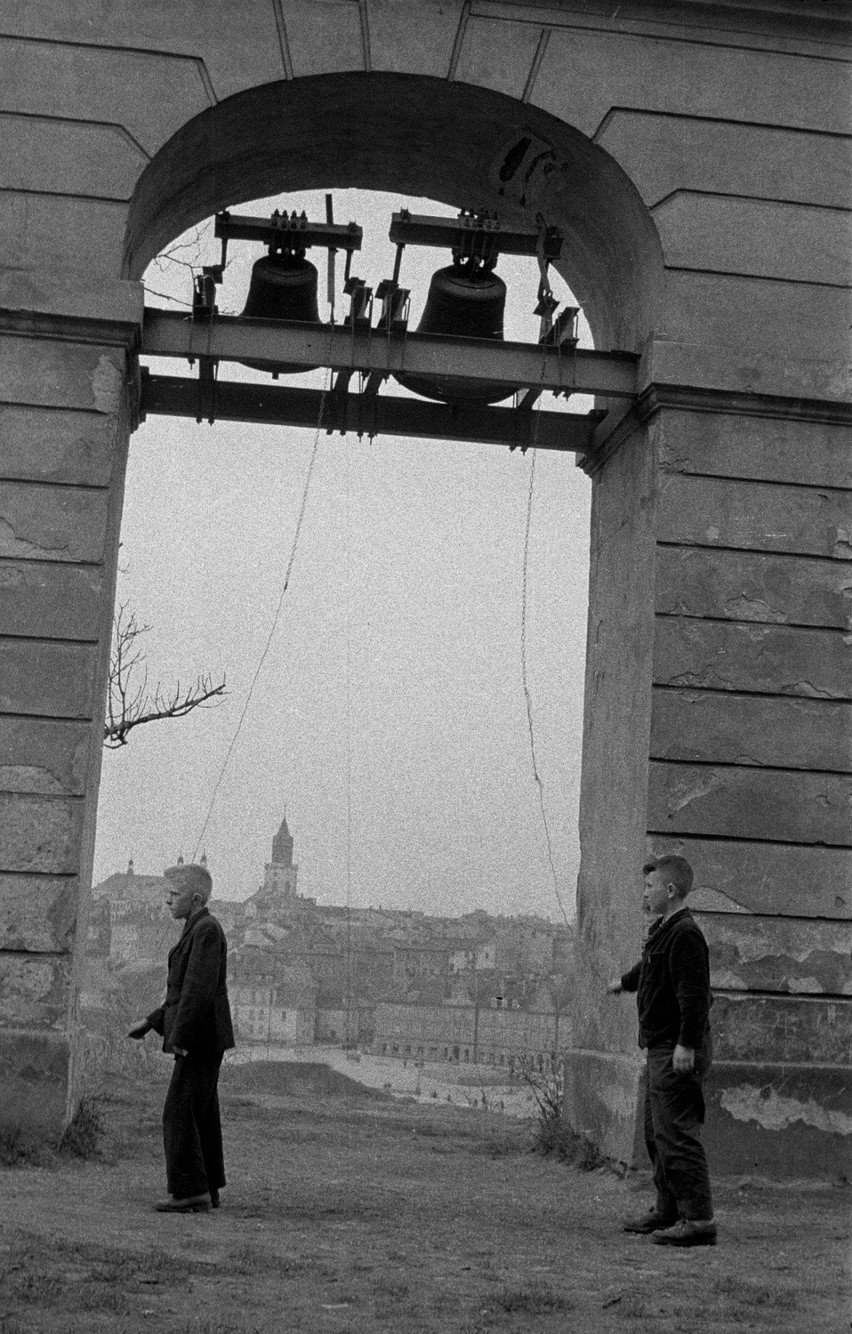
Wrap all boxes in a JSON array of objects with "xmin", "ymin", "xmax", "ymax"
[
  {"xmin": 0, "ymin": 270, "xmax": 143, "ymax": 345},
  {"xmin": 0, "ymin": 1028, "xmax": 70, "ymax": 1133}
]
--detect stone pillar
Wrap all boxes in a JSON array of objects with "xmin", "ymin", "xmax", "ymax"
[
  {"xmin": 568, "ymin": 393, "xmax": 852, "ymax": 1176},
  {"xmin": 0, "ymin": 273, "xmax": 141, "ymax": 1134}
]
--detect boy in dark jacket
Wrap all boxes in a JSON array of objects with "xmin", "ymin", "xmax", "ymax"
[
  {"xmin": 608, "ymin": 855, "xmax": 716, "ymax": 1247},
  {"xmin": 128, "ymin": 862, "xmax": 235, "ymax": 1213}
]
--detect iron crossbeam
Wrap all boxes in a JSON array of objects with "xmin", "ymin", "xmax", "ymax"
[
  {"xmin": 214, "ymin": 211, "xmax": 363, "ymax": 252},
  {"xmin": 388, "ymin": 211, "xmax": 563, "ymax": 260},
  {"xmin": 140, "ymin": 308, "xmax": 638, "ymax": 400},
  {"xmin": 140, "ymin": 372, "xmax": 603, "ymax": 452}
]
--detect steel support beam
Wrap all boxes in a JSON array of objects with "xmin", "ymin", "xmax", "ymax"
[
  {"xmin": 140, "ymin": 372, "xmax": 604, "ymax": 452},
  {"xmin": 140, "ymin": 308, "xmax": 638, "ymax": 400}
]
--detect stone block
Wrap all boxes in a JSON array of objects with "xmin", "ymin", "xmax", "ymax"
[
  {"xmin": 653, "ymin": 194, "xmax": 851, "ymax": 285},
  {"xmin": 562, "ymin": 1047, "xmax": 645, "ymax": 1167},
  {"xmin": 0, "ymin": 1028, "xmax": 69, "ymax": 1133},
  {"xmin": 0, "ymin": 482, "xmax": 108, "ymax": 564},
  {"xmin": 535, "ymin": 25, "xmax": 847, "ymax": 139},
  {"xmin": 0, "ymin": 192, "xmax": 128, "ymax": 278},
  {"xmin": 0, "ymin": 406, "xmax": 120, "ymax": 487},
  {"xmin": 653, "ymin": 616, "xmax": 850, "ymax": 701},
  {"xmin": 706, "ymin": 1061, "xmax": 852, "ymax": 1178},
  {"xmin": 648, "ymin": 760, "xmax": 851, "ymax": 846},
  {"xmin": 0, "ymin": 560, "xmax": 103, "ymax": 639},
  {"xmin": 596, "ymin": 111, "xmax": 852, "ymax": 211},
  {"xmin": 711, "ymin": 992, "xmax": 852, "ymax": 1065},
  {"xmin": 0, "ymin": 3, "xmax": 284, "ymax": 104},
  {"xmin": 369, "ymin": 0, "xmax": 464, "ymax": 76},
  {"xmin": 0, "ymin": 270, "xmax": 143, "ymax": 331},
  {"xmin": 656, "ymin": 271, "xmax": 849, "ymax": 401},
  {"xmin": 0, "ymin": 34, "xmax": 211, "ymax": 157},
  {"xmin": 0, "ymin": 717, "xmax": 92, "ymax": 796},
  {"xmin": 657, "ymin": 472, "xmax": 852, "ymax": 560},
  {"xmin": 0, "ymin": 336, "xmax": 125, "ymax": 413},
  {"xmin": 655, "ymin": 546, "xmax": 852, "ymax": 630},
  {"xmin": 0, "ymin": 950, "xmax": 71, "ymax": 1029},
  {"xmin": 0, "ymin": 640, "xmax": 98, "ymax": 718},
  {"xmin": 0, "ymin": 111, "xmax": 145, "ymax": 200},
  {"xmin": 456, "ymin": 18, "xmax": 542, "ymax": 98},
  {"xmin": 700, "ymin": 913, "xmax": 852, "ymax": 996},
  {"xmin": 0, "ymin": 873, "xmax": 77, "ymax": 952},
  {"xmin": 654, "ymin": 408, "xmax": 852, "ymax": 490},
  {"xmin": 647, "ymin": 835, "xmax": 852, "ymax": 919},
  {"xmin": 281, "ymin": 0, "xmax": 364, "ymax": 75},
  {"xmin": 651, "ymin": 689, "xmax": 852, "ymax": 773},
  {"xmin": 0, "ymin": 793, "xmax": 84, "ymax": 874}
]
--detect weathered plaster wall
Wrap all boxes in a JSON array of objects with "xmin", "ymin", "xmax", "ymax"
[
  {"xmin": 0, "ymin": 311, "xmax": 136, "ymax": 1128},
  {"xmin": 570, "ymin": 420, "xmax": 657, "ymax": 1161},
  {"xmin": 0, "ymin": 0, "xmax": 849, "ymax": 1168}
]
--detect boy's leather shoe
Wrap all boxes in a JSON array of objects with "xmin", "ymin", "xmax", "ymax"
[
  {"xmin": 154, "ymin": 1193, "xmax": 212, "ymax": 1213},
  {"xmin": 621, "ymin": 1206, "xmax": 679, "ymax": 1234},
  {"xmin": 652, "ymin": 1218, "xmax": 717, "ymax": 1247}
]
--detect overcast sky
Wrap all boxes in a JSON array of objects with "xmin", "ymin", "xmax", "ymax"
[{"xmin": 92, "ymin": 190, "xmax": 593, "ymax": 921}]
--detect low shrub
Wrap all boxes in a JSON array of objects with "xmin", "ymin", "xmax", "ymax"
[
  {"xmin": 58, "ymin": 1094, "xmax": 107, "ymax": 1159},
  {"xmin": 518, "ymin": 1058, "xmax": 606, "ymax": 1170}
]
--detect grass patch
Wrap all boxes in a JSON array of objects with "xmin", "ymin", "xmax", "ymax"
[
  {"xmin": 715, "ymin": 1275, "xmax": 800, "ymax": 1310},
  {"xmin": 491, "ymin": 1283, "xmax": 573, "ymax": 1314},
  {"xmin": 0, "ymin": 1125, "xmax": 55, "ymax": 1169}
]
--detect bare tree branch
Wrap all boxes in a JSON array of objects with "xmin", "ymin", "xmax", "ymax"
[{"xmin": 104, "ymin": 602, "xmax": 227, "ymax": 748}]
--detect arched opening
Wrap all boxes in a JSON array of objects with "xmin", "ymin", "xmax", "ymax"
[
  {"xmin": 88, "ymin": 70, "xmax": 664, "ymax": 1130},
  {"xmin": 124, "ymin": 73, "xmax": 663, "ymax": 353}
]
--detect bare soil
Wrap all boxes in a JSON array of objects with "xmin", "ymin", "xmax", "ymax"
[{"xmin": 1, "ymin": 1061, "xmax": 849, "ymax": 1333}]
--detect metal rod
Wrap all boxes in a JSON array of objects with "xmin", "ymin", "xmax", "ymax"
[
  {"xmin": 141, "ymin": 309, "xmax": 638, "ymax": 399},
  {"xmin": 214, "ymin": 211, "xmax": 363, "ymax": 252},
  {"xmin": 140, "ymin": 372, "xmax": 602, "ymax": 452},
  {"xmin": 388, "ymin": 212, "xmax": 563, "ymax": 260}
]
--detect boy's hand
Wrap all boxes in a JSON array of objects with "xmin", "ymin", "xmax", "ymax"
[
  {"xmin": 127, "ymin": 1020, "xmax": 150, "ymax": 1040},
  {"xmin": 606, "ymin": 978, "xmax": 623, "ymax": 995},
  {"xmin": 673, "ymin": 1044, "xmax": 695, "ymax": 1073}
]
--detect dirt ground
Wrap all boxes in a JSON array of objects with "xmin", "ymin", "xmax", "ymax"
[{"xmin": 1, "ymin": 1061, "xmax": 849, "ymax": 1334}]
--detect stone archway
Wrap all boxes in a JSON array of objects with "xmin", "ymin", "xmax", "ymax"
[
  {"xmin": 122, "ymin": 73, "xmax": 669, "ymax": 1167},
  {"xmin": 1, "ymin": 6, "xmax": 848, "ymax": 1175}
]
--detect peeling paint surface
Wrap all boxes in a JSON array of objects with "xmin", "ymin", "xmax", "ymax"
[
  {"xmin": 721, "ymin": 1085, "xmax": 852, "ymax": 1136},
  {"xmin": 0, "ymin": 515, "xmax": 68, "ymax": 560},
  {"xmin": 90, "ymin": 355, "xmax": 123, "ymax": 414}
]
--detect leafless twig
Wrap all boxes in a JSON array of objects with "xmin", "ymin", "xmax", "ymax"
[{"xmin": 104, "ymin": 603, "xmax": 227, "ymax": 748}]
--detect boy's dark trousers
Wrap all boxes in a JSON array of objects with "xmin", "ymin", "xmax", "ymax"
[
  {"xmin": 162, "ymin": 1052, "xmax": 225, "ymax": 1200},
  {"xmin": 644, "ymin": 1039, "xmax": 713, "ymax": 1221}
]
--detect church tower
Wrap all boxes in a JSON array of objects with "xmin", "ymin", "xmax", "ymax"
[{"xmin": 262, "ymin": 810, "xmax": 298, "ymax": 902}]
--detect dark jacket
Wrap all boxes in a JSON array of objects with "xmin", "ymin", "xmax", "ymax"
[
  {"xmin": 621, "ymin": 907, "xmax": 711, "ymax": 1050},
  {"xmin": 147, "ymin": 908, "xmax": 235, "ymax": 1055}
]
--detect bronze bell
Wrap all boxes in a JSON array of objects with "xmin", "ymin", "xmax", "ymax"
[
  {"xmin": 239, "ymin": 253, "xmax": 320, "ymax": 373},
  {"xmin": 394, "ymin": 261, "xmax": 518, "ymax": 405}
]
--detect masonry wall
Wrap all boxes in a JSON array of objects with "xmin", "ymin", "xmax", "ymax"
[{"xmin": 0, "ymin": 1, "xmax": 848, "ymax": 1168}]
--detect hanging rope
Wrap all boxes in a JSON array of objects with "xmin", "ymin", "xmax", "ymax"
[
  {"xmin": 344, "ymin": 428, "xmax": 354, "ymax": 1043},
  {"xmin": 192, "ymin": 376, "xmax": 330, "ymax": 859},
  {"xmin": 520, "ymin": 450, "xmax": 572, "ymax": 931}
]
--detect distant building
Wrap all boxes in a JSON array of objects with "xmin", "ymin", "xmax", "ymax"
[
  {"xmin": 88, "ymin": 864, "xmax": 177, "ymax": 963},
  {"xmin": 85, "ymin": 812, "xmax": 576, "ymax": 1067}
]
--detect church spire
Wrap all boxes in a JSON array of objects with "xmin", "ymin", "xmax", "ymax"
[{"xmin": 271, "ymin": 812, "xmax": 294, "ymax": 867}]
